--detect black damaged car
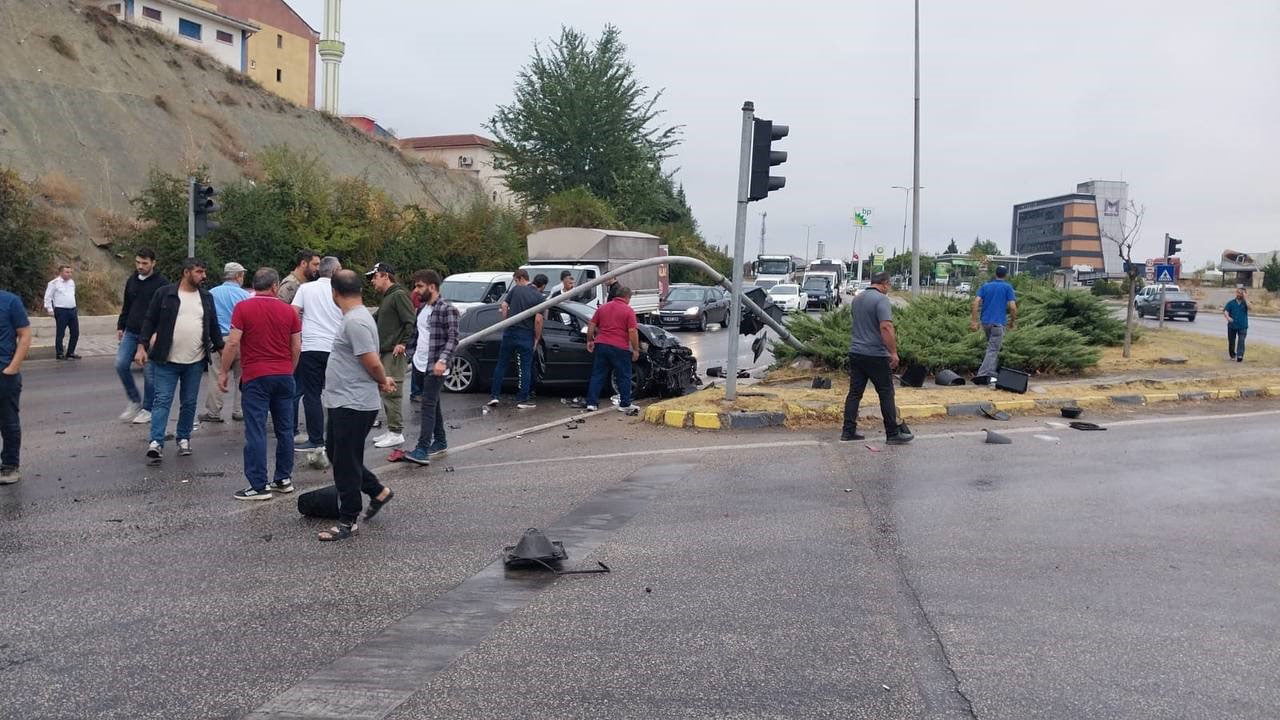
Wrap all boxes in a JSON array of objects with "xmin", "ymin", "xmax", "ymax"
[{"xmin": 442, "ymin": 301, "xmax": 700, "ymax": 398}]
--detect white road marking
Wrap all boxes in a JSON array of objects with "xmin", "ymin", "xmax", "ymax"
[{"xmin": 446, "ymin": 439, "xmax": 823, "ymax": 472}]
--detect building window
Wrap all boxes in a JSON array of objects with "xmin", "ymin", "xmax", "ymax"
[
  {"xmin": 106, "ymin": 3, "xmax": 122, "ymax": 14},
  {"xmin": 216, "ymin": 30, "xmax": 234, "ymax": 45},
  {"xmin": 141, "ymin": 6, "xmax": 161, "ymax": 21},
  {"xmin": 277, "ymin": 34, "xmax": 284, "ymax": 49},
  {"xmin": 178, "ymin": 18, "xmax": 202, "ymax": 40},
  {"xmin": 249, "ymin": 59, "xmax": 257, "ymax": 70},
  {"xmin": 276, "ymin": 68, "xmax": 282, "ymax": 82}
]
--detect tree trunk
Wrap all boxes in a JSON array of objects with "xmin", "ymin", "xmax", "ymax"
[{"xmin": 1123, "ymin": 273, "xmax": 1136, "ymax": 358}]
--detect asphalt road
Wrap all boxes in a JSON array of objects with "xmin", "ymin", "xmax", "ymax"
[
  {"xmin": 3, "ymin": 350, "xmax": 1277, "ymax": 719},
  {"xmin": 1120, "ymin": 306, "xmax": 1280, "ymax": 346}
]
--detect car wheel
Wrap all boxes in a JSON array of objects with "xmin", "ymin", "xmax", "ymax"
[
  {"xmin": 1188, "ymin": 314, "xmax": 1196, "ymax": 322},
  {"xmin": 614, "ymin": 360, "xmax": 652, "ymax": 399},
  {"xmin": 697, "ymin": 312, "xmax": 707, "ymax": 332},
  {"xmin": 442, "ymin": 353, "xmax": 476, "ymax": 393}
]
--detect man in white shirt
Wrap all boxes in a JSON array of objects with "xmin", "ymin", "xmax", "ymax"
[
  {"xmin": 43, "ymin": 265, "xmax": 79, "ymax": 360},
  {"xmin": 290, "ymin": 256, "xmax": 343, "ymax": 451}
]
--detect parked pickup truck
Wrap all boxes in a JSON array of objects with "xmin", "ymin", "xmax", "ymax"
[{"xmin": 522, "ymin": 228, "xmax": 665, "ymax": 320}]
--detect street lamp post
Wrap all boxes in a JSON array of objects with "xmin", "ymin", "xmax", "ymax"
[
  {"xmin": 802, "ymin": 224, "xmax": 816, "ymax": 264},
  {"xmin": 891, "ymin": 186, "xmax": 910, "ymax": 258},
  {"xmin": 910, "ymin": 0, "xmax": 922, "ymax": 297}
]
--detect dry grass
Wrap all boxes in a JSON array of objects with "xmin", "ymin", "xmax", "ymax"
[
  {"xmin": 73, "ymin": 265, "xmax": 121, "ymax": 315},
  {"xmin": 153, "ymin": 94, "xmax": 171, "ymax": 113},
  {"xmin": 82, "ymin": 6, "xmax": 118, "ymax": 44},
  {"xmin": 90, "ymin": 208, "xmax": 149, "ymax": 247},
  {"xmin": 33, "ymin": 171, "xmax": 83, "ymax": 208},
  {"xmin": 1092, "ymin": 327, "xmax": 1280, "ymax": 372},
  {"xmin": 49, "ymin": 34, "xmax": 78, "ymax": 61},
  {"xmin": 215, "ymin": 91, "xmax": 239, "ymax": 107}
]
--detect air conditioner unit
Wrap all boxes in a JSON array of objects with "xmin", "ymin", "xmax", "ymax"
[{"xmin": 458, "ymin": 155, "xmax": 474, "ymax": 167}]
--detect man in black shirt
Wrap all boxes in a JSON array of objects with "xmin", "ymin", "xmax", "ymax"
[
  {"xmin": 115, "ymin": 248, "xmax": 166, "ymax": 424},
  {"xmin": 488, "ymin": 269, "xmax": 544, "ymax": 409}
]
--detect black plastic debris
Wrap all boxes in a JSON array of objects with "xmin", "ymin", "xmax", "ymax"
[
  {"xmin": 899, "ymin": 364, "xmax": 927, "ymax": 387},
  {"xmin": 935, "ymin": 369, "xmax": 965, "ymax": 386},
  {"xmin": 502, "ymin": 528, "xmax": 609, "ymax": 575},
  {"xmin": 1060, "ymin": 407, "xmax": 1083, "ymax": 419},
  {"xmin": 1069, "ymin": 421, "xmax": 1106, "ymax": 431},
  {"xmin": 751, "ymin": 334, "xmax": 767, "ymax": 363},
  {"xmin": 995, "ymin": 367, "xmax": 1030, "ymax": 393},
  {"xmin": 983, "ymin": 429, "xmax": 1013, "ymax": 444},
  {"xmin": 980, "ymin": 405, "xmax": 1011, "ymax": 422},
  {"xmin": 811, "ymin": 377, "xmax": 832, "ymax": 390}
]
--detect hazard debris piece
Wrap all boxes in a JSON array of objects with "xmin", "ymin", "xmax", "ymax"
[
  {"xmin": 865, "ymin": 444, "xmax": 881, "ymax": 452},
  {"xmin": 980, "ymin": 405, "xmax": 1011, "ymax": 422},
  {"xmin": 811, "ymin": 376, "xmax": 832, "ymax": 390},
  {"xmin": 983, "ymin": 429, "xmax": 1012, "ymax": 445},
  {"xmin": 501, "ymin": 528, "xmax": 610, "ymax": 575},
  {"xmin": 1069, "ymin": 421, "xmax": 1107, "ymax": 431}
]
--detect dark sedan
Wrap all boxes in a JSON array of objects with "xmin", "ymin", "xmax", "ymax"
[
  {"xmin": 1136, "ymin": 290, "xmax": 1198, "ymax": 321},
  {"xmin": 655, "ymin": 285, "xmax": 730, "ymax": 331},
  {"xmin": 802, "ymin": 277, "xmax": 836, "ymax": 311},
  {"xmin": 442, "ymin": 301, "xmax": 700, "ymax": 398}
]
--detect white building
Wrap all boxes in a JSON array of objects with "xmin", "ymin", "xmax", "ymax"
[
  {"xmin": 399, "ymin": 134, "xmax": 518, "ymax": 207},
  {"xmin": 94, "ymin": 0, "xmax": 258, "ymax": 71}
]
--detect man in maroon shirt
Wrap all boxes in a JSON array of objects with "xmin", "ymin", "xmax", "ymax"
[
  {"xmin": 219, "ymin": 268, "xmax": 303, "ymax": 501},
  {"xmin": 584, "ymin": 286, "xmax": 641, "ymax": 413}
]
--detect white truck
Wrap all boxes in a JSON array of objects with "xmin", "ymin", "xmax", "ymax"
[
  {"xmin": 521, "ymin": 228, "xmax": 664, "ymax": 319},
  {"xmin": 754, "ymin": 254, "xmax": 797, "ymax": 289}
]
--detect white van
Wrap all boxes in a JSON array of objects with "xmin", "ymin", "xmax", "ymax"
[{"xmin": 440, "ymin": 271, "xmax": 511, "ymax": 315}]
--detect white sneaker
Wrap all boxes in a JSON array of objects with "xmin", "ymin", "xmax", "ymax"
[
  {"xmin": 516, "ymin": 401, "xmax": 536, "ymax": 409},
  {"xmin": 132, "ymin": 409, "xmax": 152, "ymax": 424},
  {"xmin": 585, "ymin": 405, "xmax": 598, "ymax": 412},
  {"xmin": 370, "ymin": 431, "xmax": 391, "ymax": 445},
  {"xmin": 617, "ymin": 404, "xmax": 639, "ymax": 414},
  {"xmin": 119, "ymin": 402, "xmax": 142, "ymax": 421},
  {"xmin": 373, "ymin": 432, "xmax": 405, "ymax": 448},
  {"xmin": 177, "ymin": 439, "xmax": 191, "ymax": 456},
  {"xmin": 294, "ymin": 432, "xmax": 309, "ymax": 444},
  {"xmin": 486, "ymin": 398, "xmax": 500, "ymax": 407}
]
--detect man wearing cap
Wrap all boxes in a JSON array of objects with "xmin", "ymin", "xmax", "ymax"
[
  {"xmin": 841, "ymin": 271, "xmax": 913, "ymax": 445},
  {"xmin": 367, "ymin": 262, "xmax": 416, "ymax": 448},
  {"xmin": 202, "ymin": 262, "xmax": 250, "ymax": 422},
  {"xmin": 970, "ymin": 266, "xmax": 1018, "ymax": 385}
]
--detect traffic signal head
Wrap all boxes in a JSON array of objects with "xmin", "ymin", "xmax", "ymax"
[
  {"xmin": 1165, "ymin": 235, "xmax": 1182, "ymax": 257},
  {"xmin": 748, "ymin": 118, "xmax": 788, "ymax": 201},
  {"xmin": 193, "ymin": 182, "xmax": 219, "ymax": 238}
]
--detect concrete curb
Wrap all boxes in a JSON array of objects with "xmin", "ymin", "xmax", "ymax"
[{"xmin": 643, "ymin": 386, "xmax": 1279, "ymax": 431}]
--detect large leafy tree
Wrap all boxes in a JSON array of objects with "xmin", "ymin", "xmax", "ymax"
[{"xmin": 487, "ymin": 25, "xmax": 681, "ymax": 220}]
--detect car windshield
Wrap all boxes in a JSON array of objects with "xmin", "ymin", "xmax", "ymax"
[
  {"xmin": 441, "ymin": 280, "xmax": 495, "ymax": 303},
  {"xmin": 770, "ymin": 284, "xmax": 800, "ymax": 296},
  {"xmin": 803, "ymin": 278, "xmax": 829, "ymax": 290},
  {"xmin": 666, "ymin": 288, "xmax": 706, "ymax": 302},
  {"xmin": 757, "ymin": 259, "xmax": 792, "ymax": 275}
]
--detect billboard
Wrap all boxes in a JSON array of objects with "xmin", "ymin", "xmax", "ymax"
[{"xmin": 853, "ymin": 208, "xmax": 873, "ymax": 227}]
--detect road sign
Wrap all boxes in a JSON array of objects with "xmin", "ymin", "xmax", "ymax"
[
  {"xmin": 853, "ymin": 208, "xmax": 873, "ymax": 227},
  {"xmin": 1154, "ymin": 264, "xmax": 1177, "ymax": 284}
]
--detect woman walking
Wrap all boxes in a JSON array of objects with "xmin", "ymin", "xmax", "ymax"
[{"xmin": 1223, "ymin": 287, "xmax": 1249, "ymax": 362}]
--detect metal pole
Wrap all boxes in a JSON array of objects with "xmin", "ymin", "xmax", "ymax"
[
  {"xmin": 1158, "ymin": 241, "xmax": 1168, "ymax": 330},
  {"xmin": 910, "ymin": 0, "xmax": 921, "ymax": 296},
  {"xmin": 726, "ymin": 101, "xmax": 755, "ymax": 401},
  {"xmin": 802, "ymin": 224, "xmax": 815, "ymax": 265},
  {"xmin": 187, "ymin": 176, "xmax": 196, "ymax": 258}
]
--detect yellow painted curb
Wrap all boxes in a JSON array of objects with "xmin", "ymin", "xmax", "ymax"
[
  {"xmin": 899, "ymin": 404, "xmax": 947, "ymax": 419},
  {"xmin": 643, "ymin": 406, "xmax": 664, "ymax": 423},
  {"xmin": 1071, "ymin": 395, "xmax": 1112, "ymax": 408},
  {"xmin": 1266, "ymin": 386, "xmax": 1280, "ymax": 397},
  {"xmin": 663, "ymin": 410, "xmax": 688, "ymax": 428},
  {"xmin": 1143, "ymin": 393, "xmax": 1180, "ymax": 404},
  {"xmin": 992, "ymin": 399, "xmax": 1037, "ymax": 412},
  {"xmin": 1215, "ymin": 389, "xmax": 1240, "ymax": 400},
  {"xmin": 692, "ymin": 412, "xmax": 722, "ymax": 430}
]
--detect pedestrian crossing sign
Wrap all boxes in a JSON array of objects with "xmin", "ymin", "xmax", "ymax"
[{"xmin": 1154, "ymin": 264, "xmax": 1176, "ymax": 284}]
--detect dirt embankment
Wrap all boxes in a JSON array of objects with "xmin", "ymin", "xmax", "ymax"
[{"xmin": 0, "ymin": 0, "xmax": 485, "ymax": 307}]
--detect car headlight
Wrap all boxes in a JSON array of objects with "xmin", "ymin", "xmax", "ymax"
[{"xmin": 684, "ymin": 306, "xmax": 699, "ymax": 315}]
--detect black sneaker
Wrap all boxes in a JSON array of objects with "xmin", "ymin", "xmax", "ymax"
[
  {"xmin": 886, "ymin": 425, "xmax": 915, "ymax": 445},
  {"xmin": 839, "ymin": 432, "xmax": 865, "ymax": 442},
  {"xmin": 267, "ymin": 478, "xmax": 295, "ymax": 493},
  {"xmin": 234, "ymin": 487, "xmax": 273, "ymax": 501}
]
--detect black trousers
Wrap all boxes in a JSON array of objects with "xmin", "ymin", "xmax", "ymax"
[
  {"xmin": 325, "ymin": 407, "xmax": 384, "ymax": 524},
  {"xmin": 54, "ymin": 307, "xmax": 78, "ymax": 357},
  {"xmin": 842, "ymin": 353, "xmax": 899, "ymax": 436},
  {"xmin": 0, "ymin": 372, "xmax": 20, "ymax": 468},
  {"xmin": 294, "ymin": 351, "xmax": 328, "ymax": 444}
]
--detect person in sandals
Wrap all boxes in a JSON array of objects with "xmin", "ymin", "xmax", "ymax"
[{"xmin": 316, "ymin": 270, "xmax": 396, "ymax": 541}]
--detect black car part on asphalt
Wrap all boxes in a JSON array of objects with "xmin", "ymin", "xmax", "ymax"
[{"xmin": 503, "ymin": 528, "xmax": 611, "ymax": 575}]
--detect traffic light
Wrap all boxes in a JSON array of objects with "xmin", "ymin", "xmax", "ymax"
[
  {"xmin": 748, "ymin": 118, "xmax": 788, "ymax": 201},
  {"xmin": 192, "ymin": 182, "xmax": 219, "ymax": 239},
  {"xmin": 1165, "ymin": 234, "xmax": 1182, "ymax": 257}
]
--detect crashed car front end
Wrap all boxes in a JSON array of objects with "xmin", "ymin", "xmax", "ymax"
[{"xmin": 637, "ymin": 323, "xmax": 700, "ymax": 397}]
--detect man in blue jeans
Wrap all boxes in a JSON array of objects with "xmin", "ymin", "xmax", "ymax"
[
  {"xmin": 115, "ymin": 248, "xmax": 166, "ymax": 424},
  {"xmin": 220, "ymin": 268, "xmax": 302, "ymax": 501},
  {"xmin": 488, "ymin": 269, "xmax": 544, "ymax": 409},
  {"xmin": 970, "ymin": 266, "xmax": 1018, "ymax": 384},
  {"xmin": 137, "ymin": 258, "xmax": 223, "ymax": 465},
  {"xmin": 584, "ymin": 286, "xmax": 641, "ymax": 414}
]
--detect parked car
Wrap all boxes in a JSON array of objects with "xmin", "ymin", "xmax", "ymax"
[
  {"xmin": 802, "ymin": 276, "xmax": 836, "ymax": 311},
  {"xmin": 1136, "ymin": 289, "xmax": 1197, "ymax": 321},
  {"xmin": 655, "ymin": 285, "xmax": 730, "ymax": 331},
  {"xmin": 440, "ymin": 272, "xmax": 511, "ymax": 315},
  {"xmin": 1133, "ymin": 284, "xmax": 1180, "ymax": 308},
  {"xmin": 767, "ymin": 283, "xmax": 804, "ymax": 313},
  {"xmin": 955, "ymin": 282, "xmax": 972, "ymax": 293},
  {"xmin": 443, "ymin": 301, "xmax": 700, "ymax": 398}
]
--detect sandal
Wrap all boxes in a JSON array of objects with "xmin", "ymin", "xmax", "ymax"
[
  {"xmin": 365, "ymin": 489, "xmax": 394, "ymax": 520},
  {"xmin": 317, "ymin": 522, "xmax": 358, "ymax": 542}
]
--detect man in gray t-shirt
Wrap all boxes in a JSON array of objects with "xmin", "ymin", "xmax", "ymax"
[
  {"xmin": 841, "ymin": 272, "xmax": 912, "ymax": 445},
  {"xmin": 316, "ymin": 270, "xmax": 396, "ymax": 541}
]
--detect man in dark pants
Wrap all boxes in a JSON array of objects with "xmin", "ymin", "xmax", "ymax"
[
  {"xmin": 841, "ymin": 272, "xmax": 913, "ymax": 445},
  {"xmin": 317, "ymin": 270, "xmax": 395, "ymax": 541},
  {"xmin": 403, "ymin": 270, "xmax": 459, "ymax": 466},
  {"xmin": 488, "ymin": 269, "xmax": 543, "ymax": 409},
  {"xmin": 43, "ymin": 265, "xmax": 80, "ymax": 360},
  {"xmin": 221, "ymin": 268, "xmax": 302, "ymax": 501},
  {"xmin": 0, "ymin": 289, "xmax": 32, "ymax": 485},
  {"xmin": 290, "ymin": 256, "xmax": 343, "ymax": 451}
]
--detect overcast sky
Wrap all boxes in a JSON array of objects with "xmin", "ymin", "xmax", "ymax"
[{"xmin": 290, "ymin": 0, "xmax": 1278, "ymax": 269}]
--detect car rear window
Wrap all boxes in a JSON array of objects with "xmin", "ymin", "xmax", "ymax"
[{"xmin": 1164, "ymin": 292, "xmax": 1194, "ymax": 301}]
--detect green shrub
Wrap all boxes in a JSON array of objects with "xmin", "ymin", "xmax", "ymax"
[
  {"xmin": 1019, "ymin": 284, "xmax": 1128, "ymax": 346},
  {"xmin": 1090, "ymin": 280, "xmax": 1122, "ymax": 297},
  {"xmin": 0, "ymin": 168, "xmax": 56, "ymax": 310}
]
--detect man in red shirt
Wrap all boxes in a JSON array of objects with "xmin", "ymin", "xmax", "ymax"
[
  {"xmin": 219, "ymin": 268, "xmax": 303, "ymax": 501},
  {"xmin": 585, "ymin": 286, "xmax": 641, "ymax": 413}
]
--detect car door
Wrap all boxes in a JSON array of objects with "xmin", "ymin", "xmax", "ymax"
[
  {"xmin": 706, "ymin": 289, "xmax": 727, "ymax": 324},
  {"xmin": 464, "ymin": 305, "xmax": 503, "ymax": 381},
  {"xmin": 541, "ymin": 308, "xmax": 592, "ymax": 384}
]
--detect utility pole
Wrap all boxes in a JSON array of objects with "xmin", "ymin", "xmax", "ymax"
[
  {"xmin": 892, "ymin": 186, "xmax": 910, "ymax": 258},
  {"xmin": 758, "ymin": 211, "xmax": 768, "ymax": 257},
  {"xmin": 726, "ymin": 102, "xmax": 755, "ymax": 401},
  {"xmin": 186, "ymin": 177, "xmax": 196, "ymax": 258},
  {"xmin": 802, "ymin": 224, "xmax": 816, "ymax": 264},
  {"xmin": 910, "ymin": 0, "xmax": 922, "ymax": 296}
]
